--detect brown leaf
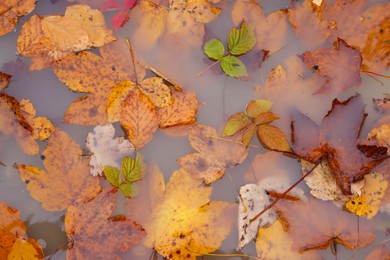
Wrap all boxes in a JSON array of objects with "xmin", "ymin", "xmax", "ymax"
[
  {"xmin": 300, "ymin": 38, "xmax": 362, "ymax": 94},
  {"xmin": 0, "ymin": 71, "xmax": 11, "ymax": 90},
  {"xmin": 257, "ymin": 124, "xmax": 290, "ymax": 151},
  {"xmin": 14, "ymin": 129, "xmax": 101, "ymax": 211},
  {"xmin": 65, "ymin": 188, "xmax": 145, "ymax": 259},
  {"xmin": 0, "ymin": 0, "xmax": 36, "ymax": 36},
  {"xmin": 255, "ymin": 112, "xmax": 279, "ymax": 125},
  {"xmin": 120, "ymin": 89, "xmax": 158, "ymax": 149}
]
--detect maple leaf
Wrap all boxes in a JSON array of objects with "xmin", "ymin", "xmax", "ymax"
[
  {"xmin": 51, "ymin": 40, "xmax": 146, "ymax": 125},
  {"xmin": 17, "ymin": 4, "xmax": 116, "ymax": 70},
  {"xmin": 177, "ymin": 124, "xmax": 248, "ymax": 184},
  {"xmin": 291, "ymin": 94, "xmax": 388, "ymax": 194},
  {"xmin": 14, "ymin": 128, "xmax": 101, "ymax": 211},
  {"xmin": 86, "ymin": 123, "xmax": 135, "ymax": 176},
  {"xmin": 275, "ymin": 198, "xmax": 376, "ymax": 252},
  {"xmin": 300, "ymin": 38, "xmax": 362, "ymax": 94},
  {"xmin": 65, "ymin": 188, "xmax": 145, "ymax": 259},
  {"xmin": 100, "ymin": 0, "xmax": 137, "ymax": 30},
  {"xmin": 0, "ymin": 0, "xmax": 36, "ymax": 36},
  {"xmin": 126, "ymin": 166, "xmax": 235, "ymax": 259},
  {"xmin": 0, "ymin": 71, "xmax": 11, "ymax": 90},
  {"xmin": 0, "ymin": 94, "xmax": 54, "ymax": 155}
]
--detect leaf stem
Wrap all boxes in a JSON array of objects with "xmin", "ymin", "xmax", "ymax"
[
  {"xmin": 47, "ymin": 240, "xmax": 71, "ymax": 260},
  {"xmin": 249, "ymin": 156, "xmax": 324, "ymax": 223},
  {"xmin": 185, "ymin": 247, "xmax": 258, "ymax": 259},
  {"xmin": 125, "ymin": 37, "xmax": 139, "ymax": 85},
  {"xmin": 196, "ymin": 59, "xmax": 221, "ymax": 76},
  {"xmin": 205, "ymin": 134, "xmax": 263, "ymax": 149}
]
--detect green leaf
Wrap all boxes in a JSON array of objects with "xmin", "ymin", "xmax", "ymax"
[
  {"xmin": 245, "ymin": 100, "xmax": 272, "ymax": 118},
  {"xmin": 204, "ymin": 39, "xmax": 225, "ymax": 60},
  {"xmin": 221, "ymin": 55, "xmax": 247, "ymax": 78},
  {"xmin": 228, "ymin": 22, "xmax": 256, "ymax": 55},
  {"xmin": 257, "ymin": 124, "xmax": 290, "ymax": 152},
  {"xmin": 122, "ymin": 153, "xmax": 144, "ymax": 183},
  {"xmin": 223, "ymin": 112, "xmax": 249, "ymax": 136},
  {"xmin": 119, "ymin": 182, "xmax": 138, "ymax": 197},
  {"xmin": 104, "ymin": 166, "xmax": 121, "ymax": 187}
]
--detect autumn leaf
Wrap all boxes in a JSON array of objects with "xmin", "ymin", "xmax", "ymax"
[
  {"xmin": 300, "ymin": 38, "xmax": 362, "ymax": 94},
  {"xmin": 14, "ymin": 129, "xmax": 101, "ymax": 211},
  {"xmin": 177, "ymin": 125, "xmax": 248, "ymax": 183},
  {"xmin": 100, "ymin": 0, "xmax": 137, "ymax": 30},
  {"xmin": 291, "ymin": 94, "xmax": 388, "ymax": 194},
  {"xmin": 275, "ymin": 198, "xmax": 376, "ymax": 252},
  {"xmin": 17, "ymin": 4, "xmax": 116, "ymax": 70},
  {"xmin": 0, "ymin": 0, "xmax": 36, "ymax": 36},
  {"xmin": 86, "ymin": 123, "xmax": 135, "ymax": 176},
  {"xmin": 127, "ymin": 167, "xmax": 235, "ymax": 259},
  {"xmin": 65, "ymin": 188, "xmax": 145, "ymax": 259},
  {"xmin": 345, "ymin": 172, "xmax": 388, "ymax": 218},
  {"xmin": 366, "ymin": 247, "xmax": 390, "ymax": 260},
  {"xmin": 7, "ymin": 238, "xmax": 44, "ymax": 260},
  {"xmin": 0, "ymin": 71, "xmax": 11, "ymax": 90},
  {"xmin": 365, "ymin": 123, "xmax": 390, "ymax": 155}
]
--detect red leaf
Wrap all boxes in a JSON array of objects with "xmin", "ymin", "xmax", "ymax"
[
  {"xmin": 100, "ymin": 0, "xmax": 123, "ymax": 11},
  {"xmin": 111, "ymin": 11, "xmax": 130, "ymax": 30},
  {"xmin": 123, "ymin": 0, "xmax": 137, "ymax": 10}
]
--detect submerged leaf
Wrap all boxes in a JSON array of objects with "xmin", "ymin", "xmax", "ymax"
[{"xmin": 0, "ymin": 71, "xmax": 11, "ymax": 90}]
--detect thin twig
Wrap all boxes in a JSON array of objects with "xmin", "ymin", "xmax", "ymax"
[
  {"xmin": 185, "ymin": 247, "xmax": 258, "ymax": 259},
  {"xmin": 206, "ymin": 134, "xmax": 263, "ymax": 149},
  {"xmin": 125, "ymin": 37, "xmax": 139, "ymax": 85},
  {"xmin": 196, "ymin": 59, "xmax": 221, "ymax": 76},
  {"xmin": 47, "ymin": 241, "xmax": 70, "ymax": 260}
]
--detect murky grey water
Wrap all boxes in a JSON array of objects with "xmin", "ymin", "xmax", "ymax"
[{"xmin": 0, "ymin": 0, "xmax": 389, "ymax": 259}]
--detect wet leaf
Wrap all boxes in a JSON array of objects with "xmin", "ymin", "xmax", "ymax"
[
  {"xmin": 86, "ymin": 123, "xmax": 135, "ymax": 176},
  {"xmin": 65, "ymin": 188, "xmax": 145, "ymax": 259},
  {"xmin": 17, "ymin": 4, "xmax": 116, "ymax": 70},
  {"xmin": 254, "ymin": 112, "xmax": 279, "ymax": 125},
  {"xmin": 300, "ymin": 38, "xmax": 362, "ymax": 94},
  {"xmin": 245, "ymin": 99, "xmax": 272, "ymax": 118},
  {"xmin": 228, "ymin": 22, "xmax": 256, "ymax": 55},
  {"xmin": 366, "ymin": 123, "xmax": 390, "ymax": 155},
  {"xmin": 7, "ymin": 238, "xmax": 43, "ymax": 260},
  {"xmin": 366, "ymin": 247, "xmax": 390, "ymax": 260},
  {"xmin": 221, "ymin": 55, "xmax": 247, "ymax": 78},
  {"xmin": 257, "ymin": 124, "xmax": 291, "ymax": 152},
  {"xmin": 291, "ymin": 95, "xmax": 388, "ymax": 194},
  {"xmin": 104, "ymin": 166, "xmax": 121, "ymax": 187},
  {"xmin": 345, "ymin": 172, "xmax": 388, "ymax": 218},
  {"xmin": 120, "ymin": 89, "xmax": 158, "ymax": 149},
  {"xmin": 223, "ymin": 112, "xmax": 248, "ymax": 136},
  {"xmin": 241, "ymin": 122, "xmax": 256, "ymax": 147},
  {"xmin": 177, "ymin": 125, "xmax": 248, "ymax": 183},
  {"xmin": 0, "ymin": 71, "xmax": 11, "ymax": 90},
  {"xmin": 14, "ymin": 129, "xmax": 101, "ymax": 211},
  {"xmin": 137, "ymin": 77, "xmax": 172, "ymax": 108},
  {"xmin": 0, "ymin": 0, "xmax": 36, "ymax": 36},
  {"xmin": 122, "ymin": 153, "xmax": 144, "ymax": 182},
  {"xmin": 204, "ymin": 39, "xmax": 225, "ymax": 60}
]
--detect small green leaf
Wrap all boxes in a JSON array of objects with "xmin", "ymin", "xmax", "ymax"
[
  {"xmin": 242, "ymin": 122, "xmax": 256, "ymax": 147},
  {"xmin": 204, "ymin": 39, "xmax": 225, "ymax": 60},
  {"xmin": 221, "ymin": 55, "xmax": 247, "ymax": 78},
  {"xmin": 223, "ymin": 112, "xmax": 249, "ymax": 136},
  {"xmin": 255, "ymin": 112, "xmax": 279, "ymax": 125},
  {"xmin": 257, "ymin": 124, "xmax": 290, "ymax": 152},
  {"xmin": 245, "ymin": 100, "xmax": 272, "ymax": 118},
  {"xmin": 228, "ymin": 22, "xmax": 256, "ymax": 56},
  {"xmin": 104, "ymin": 166, "xmax": 121, "ymax": 187},
  {"xmin": 119, "ymin": 182, "xmax": 138, "ymax": 197},
  {"xmin": 122, "ymin": 153, "xmax": 144, "ymax": 183}
]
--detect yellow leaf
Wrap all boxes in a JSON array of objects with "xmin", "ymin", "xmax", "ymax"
[
  {"xmin": 0, "ymin": 0, "xmax": 36, "ymax": 36},
  {"xmin": 17, "ymin": 4, "xmax": 116, "ymax": 70},
  {"xmin": 7, "ymin": 238, "xmax": 43, "ymax": 260},
  {"xmin": 345, "ymin": 172, "xmax": 388, "ymax": 218},
  {"xmin": 367, "ymin": 123, "xmax": 390, "ymax": 154},
  {"xmin": 138, "ymin": 77, "xmax": 172, "ymax": 108},
  {"xmin": 106, "ymin": 80, "xmax": 135, "ymax": 122}
]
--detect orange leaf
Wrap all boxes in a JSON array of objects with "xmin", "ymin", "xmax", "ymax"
[
  {"xmin": 257, "ymin": 124, "xmax": 290, "ymax": 152},
  {"xmin": 14, "ymin": 129, "xmax": 101, "ymax": 211},
  {"xmin": 65, "ymin": 188, "xmax": 145, "ymax": 259},
  {"xmin": 120, "ymin": 89, "xmax": 158, "ymax": 149},
  {"xmin": 241, "ymin": 122, "xmax": 256, "ymax": 147},
  {"xmin": 0, "ymin": 0, "xmax": 36, "ymax": 36},
  {"xmin": 255, "ymin": 112, "xmax": 279, "ymax": 125},
  {"xmin": 0, "ymin": 71, "xmax": 11, "ymax": 90}
]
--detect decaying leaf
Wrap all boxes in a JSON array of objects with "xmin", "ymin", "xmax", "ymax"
[
  {"xmin": 365, "ymin": 123, "xmax": 390, "ymax": 155},
  {"xmin": 291, "ymin": 95, "xmax": 388, "ymax": 194},
  {"xmin": 345, "ymin": 172, "xmax": 388, "ymax": 218},
  {"xmin": 366, "ymin": 246, "xmax": 390, "ymax": 260},
  {"xmin": 0, "ymin": 94, "xmax": 54, "ymax": 155},
  {"xmin": 300, "ymin": 38, "xmax": 362, "ymax": 94},
  {"xmin": 51, "ymin": 40, "xmax": 146, "ymax": 125},
  {"xmin": 177, "ymin": 125, "xmax": 248, "ymax": 183},
  {"xmin": 14, "ymin": 129, "xmax": 101, "ymax": 211},
  {"xmin": 65, "ymin": 188, "xmax": 145, "ymax": 259},
  {"xmin": 275, "ymin": 198, "xmax": 376, "ymax": 252},
  {"xmin": 17, "ymin": 4, "xmax": 116, "ymax": 70},
  {"xmin": 127, "ymin": 167, "xmax": 235, "ymax": 259},
  {"xmin": 86, "ymin": 124, "xmax": 135, "ymax": 176},
  {"xmin": 0, "ymin": 0, "xmax": 36, "ymax": 36},
  {"xmin": 0, "ymin": 71, "xmax": 11, "ymax": 90},
  {"xmin": 237, "ymin": 177, "xmax": 305, "ymax": 250}
]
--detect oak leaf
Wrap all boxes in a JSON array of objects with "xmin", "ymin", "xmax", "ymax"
[
  {"xmin": 0, "ymin": 0, "xmax": 36, "ymax": 36},
  {"xmin": 0, "ymin": 71, "xmax": 11, "ymax": 90},
  {"xmin": 291, "ymin": 94, "xmax": 388, "ymax": 194},
  {"xmin": 17, "ymin": 4, "xmax": 116, "ymax": 70},
  {"xmin": 177, "ymin": 125, "xmax": 248, "ymax": 183},
  {"xmin": 127, "ymin": 167, "xmax": 235, "ymax": 259},
  {"xmin": 86, "ymin": 124, "xmax": 135, "ymax": 176},
  {"xmin": 14, "ymin": 129, "xmax": 101, "ymax": 211},
  {"xmin": 65, "ymin": 188, "xmax": 145, "ymax": 259},
  {"xmin": 300, "ymin": 38, "xmax": 362, "ymax": 94}
]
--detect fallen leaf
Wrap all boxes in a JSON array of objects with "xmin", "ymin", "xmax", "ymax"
[
  {"xmin": 365, "ymin": 123, "xmax": 390, "ymax": 155},
  {"xmin": 373, "ymin": 97, "xmax": 390, "ymax": 113},
  {"xmin": 366, "ymin": 246, "xmax": 390, "ymax": 260},
  {"xmin": 291, "ymin": 94, "xmax": 388, "ymax": 194},
  {"xmin": 0, "ymin": 0, "xmax": 36, "ymax": 36},
  {"xmin": 0, "ymin": 71, "xmax": 11, "ymax": 90},
  {"xmin": 177, "ymin": 125, "xmax": 248, "ymax": 183},
  {"xmin": 100, "ymin": 0, "xmax": 137, "ymax": 30},
  {"xmin": 127, "ymin": 167, "xmax": 235, "ymax": 259},
  {"xmin": 345, "ymin": 172, "xmax": 388, "ymax": 218},
  {"xmin": 275, "ymin": 198, "xmax": 376, "ymax": 252},
  {"xmin": 86, "ymin": 123, "xmax": 135, "ymax": 176},
  {"xmin": 17, "ymin": 4, "xmax": 116, "ymax": 70},
  {"xmin": 14, "ymin": 128, "xmax": 101, "ymax": 211},
  {"xmin": 65, "ymin": 188, "xmax": 145, "ymax": 259},
  {"xmin": 51, "ymin": 40, "xmax": 146, "ymax": 125},
  {"xmin": 7, "ymin": 237, "xmax": 44, "ymax": 260},
  {"xmin": 300, "ymin": 38, "xmax": 362, "ymax": 94}
]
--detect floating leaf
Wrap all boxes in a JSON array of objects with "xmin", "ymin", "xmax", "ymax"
[
  {"xmin": 257, "ymin": 124, "xmax": 291, "ymax": 152},
  {"xmin": 104, "ymin": 166, "xmax": 121, "ymax": 187},
  {"xmin": 255, "ymin": 112, "xmax": 279, "ymax": 125},
  {"xmin": 0, "ymin": 0, "xmax": 36, "ymax": 36},
  {"xmin": 122, "ymin": 153, "xmax": 144, "ymax": 182},
  {"xmin": 7, "ymin": 238, "xmax": 43, "ymax": 260},
  {"xmin": 0, "ymin": 71, "xmax": 11, "ymax": 90},
  {"xmin": 223, "ymin": 112, "xmax": 248, "ymax": 136},
  {"xmin": 228, "ymin": 22, "xmax": 256, "ymax": 55},
  {"xmin": 221, "ymin": 55, "xmax": 247, "ymax": 78},
  {"xmin": 241, "ymin": 122, "xmax": 256, "ymax": 147},
  {"xmin": 245, "ymin": 99, "xmax": 272, "ymax": 118},
  {"xmin": 204, "ymin": 39, "xmax": 225, "ymax": 60}
]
